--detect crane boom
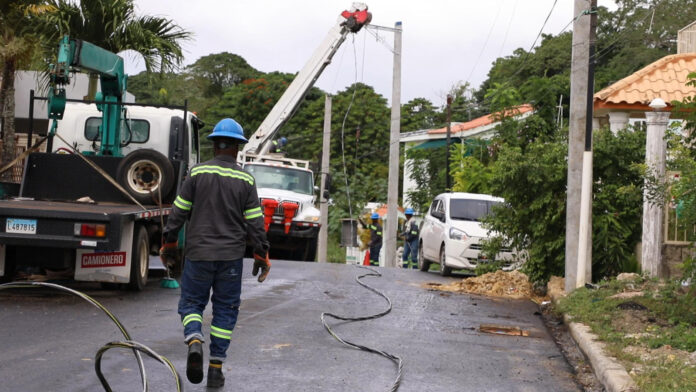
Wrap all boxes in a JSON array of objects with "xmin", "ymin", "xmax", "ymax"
[
  {"xmin": 242, "ymin": 3, "xmax": 371, "ymax": 156},
  {"xmin": 48, "ymin": 35, "xmax": 127, "ymax": 156}
]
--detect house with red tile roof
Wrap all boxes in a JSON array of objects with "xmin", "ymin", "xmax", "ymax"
[
  {"xmin": 399, "ymin": 104, "xmax": 535, "ymax": 209},
  {"xmin": 592, "ymin": 53, "xmax": 696, "ymax": 132}
]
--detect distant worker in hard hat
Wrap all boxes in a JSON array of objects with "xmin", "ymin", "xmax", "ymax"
[
  {"xmin": 400, "ymin": 208, "xmax": 420, "ymax": 269},
  {"xmin": 269, "ymin": 136, "xmax": 287, "ymax": 153},
  {"xmin": 160, "ymin": 117, "xmax": 270, "ymax": 388},
  {"xmin": 367, "ymin": 212, "xmax": 383, "ymax": 266}
]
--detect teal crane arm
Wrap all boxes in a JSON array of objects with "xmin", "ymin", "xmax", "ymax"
[{"xmin": 48, "ymin": 35, "xmax": 128, "ymax": 156}]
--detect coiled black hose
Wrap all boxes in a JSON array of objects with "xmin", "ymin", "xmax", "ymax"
[
  {"xmin": 0, "ymin": 281, "xmax": 181, "ymax": 392},
  {"xmin": 321, "ymin": 265, "xmax": 403, "ymax": 391}
]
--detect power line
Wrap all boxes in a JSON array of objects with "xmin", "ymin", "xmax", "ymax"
[
  {"xmin": 497, "ymin": 0, "xmax": 520, "ymax": 59},
  {"xmin": 464, "ymin": 0, "xmax": 505, "ymax": 87}
]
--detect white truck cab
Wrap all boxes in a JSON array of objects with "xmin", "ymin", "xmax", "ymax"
[
  {"xmin": 242, "ymin": 156, "xmax": 321, "ymax": 261},
  {"xmin": 51, "ymin": 103, "xmax": 200, "ymax": 171}
]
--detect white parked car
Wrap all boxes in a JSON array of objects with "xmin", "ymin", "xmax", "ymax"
[{"xmin": 418, "ymin": 192, "xmax": 521, "ymax": 276}]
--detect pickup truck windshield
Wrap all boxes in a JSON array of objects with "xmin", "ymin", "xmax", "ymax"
[
  {"xmin": 245, "ymin": 164, "xmax": 314, "ymax": 195},
  {"xmin": 449, "ymin": 199, "xmax": 500, "ymax": 221}
]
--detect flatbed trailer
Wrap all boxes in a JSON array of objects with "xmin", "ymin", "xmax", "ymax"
[{"xmin": 0, "ymin": 151, "xmax": 187, "ymax": 290}]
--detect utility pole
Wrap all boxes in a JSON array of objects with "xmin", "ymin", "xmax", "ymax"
[
  {"xmin": 445, "ymin": 94, "xmax": 453, "ymax": 190},
  {"xmin": 385, "ymin": 21, "xmax": 402, "ymax": 268},
  {"xmin": 566, "ymin": 0, "xmax": 596, "ymax": 292},
  {"xmin": 317, "ymin": 95, "xmax": 332, "ymax": 263}
]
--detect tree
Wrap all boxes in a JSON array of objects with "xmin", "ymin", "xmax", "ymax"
[
  {"xmin": 35, "ymin": 0, "xmax": 191, "ymax": 99},
  {"xmin": 0, "ymin": 1, "xmax": 55, "ymax": 181},
  {"xmin": 401, "ymin": 98, "xmax": 437, "ymax": 132},
  {"xmin": 186, "ymin": 52, "xmax": 260, "ymax": 97}
]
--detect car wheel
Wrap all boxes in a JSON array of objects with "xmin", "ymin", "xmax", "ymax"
[
  {"xmin": 418, "ymin": 241, "xmax": 430, "ymax": 272},
  {"xmin": 439, "ymin": 245, "xmax": 452, "ymax": 277}
]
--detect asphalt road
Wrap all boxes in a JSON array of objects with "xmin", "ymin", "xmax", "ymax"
[{"xmin": 0, "ymin": 260, "xmax": 581, "ymax": 392}]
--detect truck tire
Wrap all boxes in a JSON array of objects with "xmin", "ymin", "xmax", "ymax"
[
  {"xmin": 117, "ymin": 149, "xmax": 175, "ymax": 205},
  {"xmin": 302, "ymin": 238, "xmax": 318, "ymax": 262},
  {"xmin": 128, "ymin": 225, "xmax": 150, "ymax": 291}
]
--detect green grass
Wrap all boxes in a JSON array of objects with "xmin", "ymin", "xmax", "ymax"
[
  {"xmin": 634, "ymin": 358, "xmax": 696, "ymax": 392},
  {"xmin": 555, "ymin": 277, "xmax": 696, "ymax": 391}
]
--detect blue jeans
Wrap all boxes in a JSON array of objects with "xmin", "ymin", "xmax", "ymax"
[
  {"xmin": 403, "ymin": 239, "xmax": 419, "ymax": 269},
  {"xmin": 178, "ymin": 258, "xmax": 242, "ymax": 362},
  {"xmin": 369, "ymin": 244, "xmax": 381, "ymax": 266}
]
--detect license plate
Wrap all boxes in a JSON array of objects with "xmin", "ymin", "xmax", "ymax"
[{"xmin": 6, "ymin": 218, "xmax": 37, "ymax": 234}]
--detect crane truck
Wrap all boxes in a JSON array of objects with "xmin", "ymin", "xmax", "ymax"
[
  {"xmin": 0, "ymin": 36, "xmax": 200, "ymax": 290},
  {"xmin": 241, "ymin": 3, "xmax": 371, "ymax": 261}
]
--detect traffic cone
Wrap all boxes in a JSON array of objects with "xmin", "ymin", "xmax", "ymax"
[{"xmin": 363, "ymin": 250, "xmax": 370, "ymax": 266}]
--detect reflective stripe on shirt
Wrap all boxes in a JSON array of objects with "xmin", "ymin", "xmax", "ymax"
[
  {"xmin": 174, "ymin": 195, "xmax": 192, "ymax": 211},
  {"xmin": 245, "ymin": 206, "xmax": 263, "ymax": 220},
  {"xmin": 191, "ymin": 165, "xmax": 254, "ymax": 185}
]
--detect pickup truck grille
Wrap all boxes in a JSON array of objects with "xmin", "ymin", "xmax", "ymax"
[{"xmin": 260, "ymin": 199, "xmax": 299, "ymax": 218}]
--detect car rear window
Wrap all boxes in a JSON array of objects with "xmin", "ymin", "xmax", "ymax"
[{"xmin": 449, "ymin": 199, "xmax": 500, "ymax": 221}]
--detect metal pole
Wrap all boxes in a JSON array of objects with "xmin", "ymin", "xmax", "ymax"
[
  {"xmin": 445, "ymin": 94, "xmax": 452, "ymax": 190},
  {"xmin": 317, "ymin": 95, "xmax": 332, "ymax": 263},
  {"xmin": 385, "ymin": 21, "xmax": 402, "ymax": 268},
  {"xmin": 565, "ymin": 0, "xmax": 594, "ymax": 292},
  {"xmin": 28, "ymin": 90, "xmax": 34, "ymax": 149}
]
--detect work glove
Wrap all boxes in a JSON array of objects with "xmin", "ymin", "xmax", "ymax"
[
  {"xmin": 252, "ymin": 251, "xmax": 271, "ymax": 283},
  {"xmin": 159, "ymin": 241, "xmax": 179, "ymax": 267}
]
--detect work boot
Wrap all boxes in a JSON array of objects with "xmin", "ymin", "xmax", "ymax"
[
  {"xmin": 207, "ymin": 360, "xmax": 225, "ymax": 388},
  {"xmin": 186, "ymin": 339, "xmax": 204, "ymax": 384}
]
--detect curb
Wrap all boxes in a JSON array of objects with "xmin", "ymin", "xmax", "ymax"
[{"xmin": 563, "ymin": 314, "xmax": 638, "ymax": 392}]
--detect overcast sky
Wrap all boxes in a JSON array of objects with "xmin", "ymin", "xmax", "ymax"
[{"xmin": 126, "ymin": 0, "xmax": 616, "ymax": 107}]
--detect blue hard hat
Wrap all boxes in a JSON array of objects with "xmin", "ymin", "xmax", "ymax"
[
  {"xmin": 405, "ymin": 208, "xmax": 414, "ymax": 215},
  {"xmin": 279, "ymin": 137, "xmax": 287, "ymax": 146},
  {"xmin": 371, "ymin": 212, "xmax": 380, "ymax": 219},
  {"xmin": 208, "ymin": 118, "xmax": 248, "ymax": 143}
]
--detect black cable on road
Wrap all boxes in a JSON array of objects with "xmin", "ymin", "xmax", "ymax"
[
  {"xmin": 0, "ymin": 281, "xmax": 181, "ymax": 392},
  {"xmin": 321, "ymin": 265, "xmax": 403, "ymax": 392}
]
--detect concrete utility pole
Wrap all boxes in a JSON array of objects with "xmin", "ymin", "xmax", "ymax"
[
  {"xmin": 575, "ymin": 0, "xmax": 597, "ymax": 289},
  {"xmin": 566, "ymin": 0, "xmax": 596, "ymax": 292},
  {"xmin": 641, "ymin": 98, "xmax": 670, "ymax": 277},
  {"xmin": 445, "ymin": 94, "xmax": 453, "ymax": 190},
  {"xmin": 385, "ymin": 21, "xmax": 402, "ymax": 268},
  {"xmin": 317, "ymin": 95, "xmax": 332, "ymax": 263}
]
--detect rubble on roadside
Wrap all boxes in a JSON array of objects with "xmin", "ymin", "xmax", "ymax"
[{"xmin": 423, "ymin": 270, "xmax": 550, "ymax": 303}]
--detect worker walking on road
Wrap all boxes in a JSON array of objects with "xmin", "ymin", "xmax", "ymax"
[
  {"xmin": 160, "ymin": 118, "xmax": 271, "ymax": 388},
  {"xmin": 367, "ymin": 212, "xmax": 382, "ymax": 266},
  {"xmin": 400, "ymin": 208, "xmax": 420, "ymax": 269}
]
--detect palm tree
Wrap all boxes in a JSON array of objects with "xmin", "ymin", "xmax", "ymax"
[
  {"xmin": 36, "ymin": 0, "xmax": 192, "ymax": 99},
  {"xmin": 0, "ymin": 2, "xmax": 55, "ymax": 181}
]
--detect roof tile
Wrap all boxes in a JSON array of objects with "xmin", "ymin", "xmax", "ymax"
[
  {"xmin": 594, "ymin": 53, "xmax": 696, "ymax": 106},
  {"xmin": 428, "ymin": 104, "xmax": 534, "ymax": 135}
]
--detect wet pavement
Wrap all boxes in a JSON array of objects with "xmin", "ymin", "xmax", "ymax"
[{"xmin": 0, "ymin": 260, "xmax": 581, "ymax": 391}]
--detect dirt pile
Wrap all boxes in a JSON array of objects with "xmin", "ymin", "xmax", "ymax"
[{"xmin": 424, "ymin": 270, "xmax": 549, "ymax": 302}]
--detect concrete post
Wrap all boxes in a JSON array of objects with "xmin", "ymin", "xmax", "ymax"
[
  {"xmin": 641, "ymin": 110, "xmax": 670, "ymax": 277},
  {"xmin": 385, "ymin": 22, "xmax": 402, "ymax": 268},
  {"xmin": 565, "ymin": 0, "xmax": 594, "ymax": 293},
  {"xmin": 608, "ymin": 112, "xmax": 630, "ymax": 134},
  {"xmin": 317, "ymin": 95, "xmax": 332, "ymax": 263}
]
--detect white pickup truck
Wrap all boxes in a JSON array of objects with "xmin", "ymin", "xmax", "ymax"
[{"xmin": 0, "ymin": 102, "xmax": 202, "ymax": 290}]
